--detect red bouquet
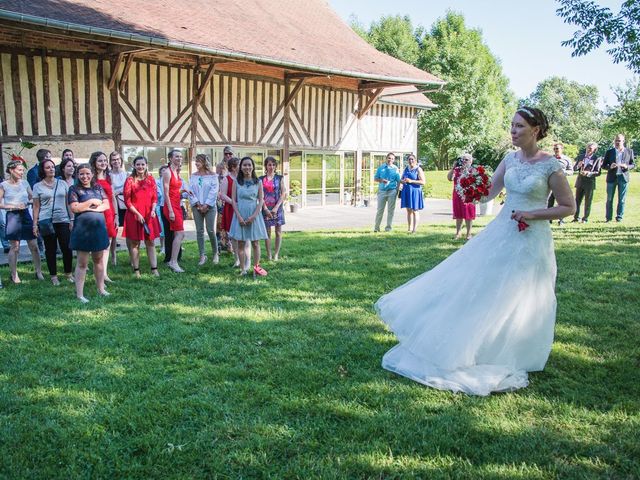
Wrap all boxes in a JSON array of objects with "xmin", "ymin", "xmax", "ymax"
[{"xmin": 455, "ymin": 165, "xmax": 493, "ymax": 203}]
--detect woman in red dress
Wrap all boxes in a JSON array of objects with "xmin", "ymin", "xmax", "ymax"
[
  {"xmin": 123, "ymin": 156, "xmax": 161, "ymax": 278},
  {"xmin": 219, "ymin": 156, "xmax": 240, "ymax": 267},
  {"xmin": 447, "ymin": 153, "xmax": 477, "ymax": 240},
  {"xmin": 162, "ymin": 149, "xmax": 185, "ymax": 273},
  {"xmin": 90, "ymin": 151, "xmax": 118, "ymax": 282}
]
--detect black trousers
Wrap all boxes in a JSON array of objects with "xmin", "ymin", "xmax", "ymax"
[
  {"xmin": 574, "ymin": 185, "xmax": 595, "ymax": 220},
  {"xmin": 42, "ymin": 222, "xmax": 73, "ymax": 276},
  {"xmin": 547, "ymin": 193, "xmax": 556, "ymax": 209},
  {"xmin": 160, "ymin": 208, "xmax": 182, "ymax": 263}
]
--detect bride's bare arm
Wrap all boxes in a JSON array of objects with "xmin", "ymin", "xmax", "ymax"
[{"xmin": 483, "ymin": 158, "xmax": 506, "ymax": 202}]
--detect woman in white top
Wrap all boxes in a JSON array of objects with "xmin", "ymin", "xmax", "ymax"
[
  {"xmin": 189, "ymin": 153, "xmax": 220, "ymax": 265},
  {"xmin": 109, "ymin": 151, "xmax": 128, "ymax": 266},
  {"xmin": 0, "ymin": 160, "xmax": 43, "ymax": 283},
  {"xmin": 32, "ymin": 158, "xmax": 73, "ymax": 285}
]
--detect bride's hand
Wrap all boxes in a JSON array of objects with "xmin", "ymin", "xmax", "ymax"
[{"xmin": 511, "ymin": 210, "xmax": 533, "ymax": 222}]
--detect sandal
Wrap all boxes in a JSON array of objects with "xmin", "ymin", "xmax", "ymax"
[
  {"xmin": 150, "ymin": 266, "xmax": 160, "ymax": 277},
  {"xmin": 253, "ymin": 264, "xmax": 268, "ymax": 277},
  {"xmin": 133, "ymin": 267, "xmax": 141, "ymax": 278}
]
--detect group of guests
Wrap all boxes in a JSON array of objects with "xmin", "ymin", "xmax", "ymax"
[
  {"xmin": 373, "ymin": 151, "xmax": 476, "ymax": 238},
  {"xmin": 0, "ymin": 146, "xmax": 287, "ymax": 298},
  {"xmin": 552, "ymin": 135, "xmax": 635, "ymax": 224},
  {"xmin": 373, "ymin": 152, "xmax": 426, "ymax": 234},
  {"xmin": 371, "ymin": 132, "xmax": 635, "ymax": 237}
]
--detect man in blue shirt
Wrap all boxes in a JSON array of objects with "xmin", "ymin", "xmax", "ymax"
[{"xmin": 374, "ymin": 152, "xmax": 401, "ymax": 232}]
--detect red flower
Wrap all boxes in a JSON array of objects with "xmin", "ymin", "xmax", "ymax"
[{"xmin": 517, "ymin": 220, "xmax": 529, "ymax": 232}]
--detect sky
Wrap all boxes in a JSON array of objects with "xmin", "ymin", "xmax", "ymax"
[{"xmin": 327, "ymin": 0, "xmax": 635, "ymax": 109}]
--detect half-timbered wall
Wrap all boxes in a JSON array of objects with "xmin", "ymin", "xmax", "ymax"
[
  {"xmin": 116, "ymin": 60, "xmax": 417, "ymax": 152},
  {"xmin": 0, "ymin": 53, "xmax": 418, "ymax": 157},
  {"xmin": 0, "ymin": 51, "xmax": 112, "ymax": 142}
]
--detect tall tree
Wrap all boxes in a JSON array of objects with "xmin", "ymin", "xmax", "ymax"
[
  {"xmin": 556, "ymin": 0, "xmax": 640, "ymax": 73},
  {"xmin": 603, "ymin": 77, "xmax": 640, "ymax": 142},
  {"xmin": 417, "ymin": 12, "xmax": 516, "ymax": 168},
  {"xmin": 363, "ymin": 15, "xmax": 420, "ymax": 66},
  {"xmin": 525, "ymin": 76, "xmax": 602, "ymax": 147}
]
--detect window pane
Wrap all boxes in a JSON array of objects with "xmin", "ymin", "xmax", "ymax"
[
  {"xmin": 123, "ymin": 146, "xmax": 144, "ymax": 167},
  {"xmin": 306, "ymin": 153, "xmax": 322, "ymax": 170},
  {"xmin": 290, "ymin": 152, "xmax": 302, "ymax": 170},
  {"xmin": 146, "ymin": 147, "xmax": 167, "ymax": 178},
  {"xmin": 325, "ymin": 154, "xmax": 340, "ymax": 170}
]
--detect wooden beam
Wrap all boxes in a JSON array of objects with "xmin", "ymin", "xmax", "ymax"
[
  {"xmin": 284, "ymin": 78, "xmax": 307, "ymax": 108},
  {"xmin": 283, "ymin": 78, "xmax": 291, "ymax": 181},
  {"xmin": 357, "ymin": 88, "xmax": 384, "ymax": 119},
  {"xmin": 285, "ymin": 72, "xmax": 325, "ymax": 80},
  {"xmin": 196, "ymin": 62, "xmax": 216, "ymax": 100},
  {"xmin": 108, "ymin": 52, "xmax": 124, "ymax": 90},
  {"xmin": 358, "ymin": 81, "xmax": 398, "ymax": 91},
  {"xmin": 118, "ymin": 53, "xmax": 136, "ymax": 91}
]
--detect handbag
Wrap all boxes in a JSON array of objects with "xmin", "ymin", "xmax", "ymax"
[{"xmin": 38, "ymin": 180, "xmax": 58, "ymax": 236}]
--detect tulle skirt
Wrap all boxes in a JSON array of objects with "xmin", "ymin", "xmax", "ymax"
[{"xmin": 375, "ymin": 209, "xmax": 557, "ymax": 396}]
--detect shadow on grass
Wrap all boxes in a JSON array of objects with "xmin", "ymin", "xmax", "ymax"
[{"xmin": 0, "ymin": 225, "xmax": 639, "ymax": 477}]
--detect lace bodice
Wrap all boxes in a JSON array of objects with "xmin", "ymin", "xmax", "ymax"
[{"xmin": 503, "ymin": 152, "xmax": 562, "ymax": 212}]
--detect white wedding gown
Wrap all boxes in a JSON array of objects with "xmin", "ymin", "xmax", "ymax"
[{"xmin": 375, "ymin": 152, "xmax": 563, "ymax": 396}]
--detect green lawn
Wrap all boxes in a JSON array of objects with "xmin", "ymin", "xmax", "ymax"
[{"xmin": 1, "ymin": 175, "xmax": 639, "ymax": 478}]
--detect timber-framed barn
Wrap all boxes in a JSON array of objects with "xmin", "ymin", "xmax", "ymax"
[{"xmin": 0, "ymin": 0, "xmax": 443, "ymax": 207}]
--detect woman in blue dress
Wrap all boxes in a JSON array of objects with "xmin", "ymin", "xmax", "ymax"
[
  {"xmin": 68, "ymin": 163, "xmax": 111, "ymax": 303},
  {"xmin": 400, "ymin": 154, "xmax": 425, "ymax": 233},
  {"xmin": 229, "ymin": 157, "xmax": 268, "ymax": 277}
]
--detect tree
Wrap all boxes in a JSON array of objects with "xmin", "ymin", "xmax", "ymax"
[
  {"xmin": 603, "ymin": 77, "xmax": 640, "ymax": 143},
  {"xmin": 556, "ymin": 0, "xmax": 640, "ymax": 73},
  {"xmin": 361, "ymin": 15, "xmax": 420, "ymax": 66},
  {"xmin": 417, "ymin": 12, "xmax": 516, "ymax": 168},
  {"xmin": 525, "ymin": 76, "xmax": 603, "ymax": 147}
]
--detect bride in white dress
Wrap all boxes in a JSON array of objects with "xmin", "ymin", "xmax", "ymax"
[{"xmin": 375, "ymin": 107, "xmax": 576, "ymax": 396}]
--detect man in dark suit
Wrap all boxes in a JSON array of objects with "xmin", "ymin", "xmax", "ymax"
[
  {"xmin": 602, "ymin": 134, "xmax": 635, "ymax": 222},
  {"xmin": 572, "ymin": 142, "xmax": 602, "ymax": 223}
]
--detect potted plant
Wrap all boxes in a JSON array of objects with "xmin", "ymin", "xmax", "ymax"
[{"xmin": 289, "ymin": 180, "xmax": 302, "ymax": 213}]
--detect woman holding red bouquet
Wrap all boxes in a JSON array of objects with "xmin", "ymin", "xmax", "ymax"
[
  {"xmin": 447, "ymin": 153, "xmax": 476, "ymax": 240},
  {"xmin": 376, "ymin": 107, "xmax": 575, "ymax": 396}
]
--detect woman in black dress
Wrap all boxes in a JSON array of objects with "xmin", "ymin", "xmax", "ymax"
[{"xmin": 68, "ymin": 164, "xmax": 111, "ymax": 303}]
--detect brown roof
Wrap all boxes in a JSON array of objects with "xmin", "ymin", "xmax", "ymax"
[
  {"xmin": 379, "ymin": 86, "xmax": 437, "ymax": 109},
  {"xmin": 0, "ymin": 0, "xmax": 444, "ymax": 86}
]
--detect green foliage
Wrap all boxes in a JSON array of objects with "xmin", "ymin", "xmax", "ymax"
[
  {"xmin": 289, "ymin": 180, "xmax": 302, "ymax": 199},
  {"xmin": 525, "ymin": 76, "xmax": 603, "ymax": 147},
  {"xmin": 603, "ymin": 77, "xmax": 640, "ymax": 143},
  {"xmin": 1, "ymin": 178, "xmax": 640, "ymax": 477},
  {"xmin": 348, "ymin": 14, "xmax": 369, "ymax": 42},
  {"xmin": 417, "ymin": 12, "xmax": 516, "ymax": 168},
  {"xmin": 366, "ymin": 15, "xmax": 420, "ymax": 66},
  {"xmin": 562, "ymin": 143, "xmax": 579, "ymax": 159},
  {"xmin": 557, "ymin": 0, "xmax": 640, "ymax": 73}
]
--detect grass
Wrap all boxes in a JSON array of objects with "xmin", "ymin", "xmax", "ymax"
[{"xmin": 1, "ymin": 174, "xmax": 639, "ymax": 478}]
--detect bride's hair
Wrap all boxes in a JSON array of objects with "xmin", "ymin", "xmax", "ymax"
[{"xmin": 516, "ymin": 107, "xmax": 549, "ymax": 140}]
